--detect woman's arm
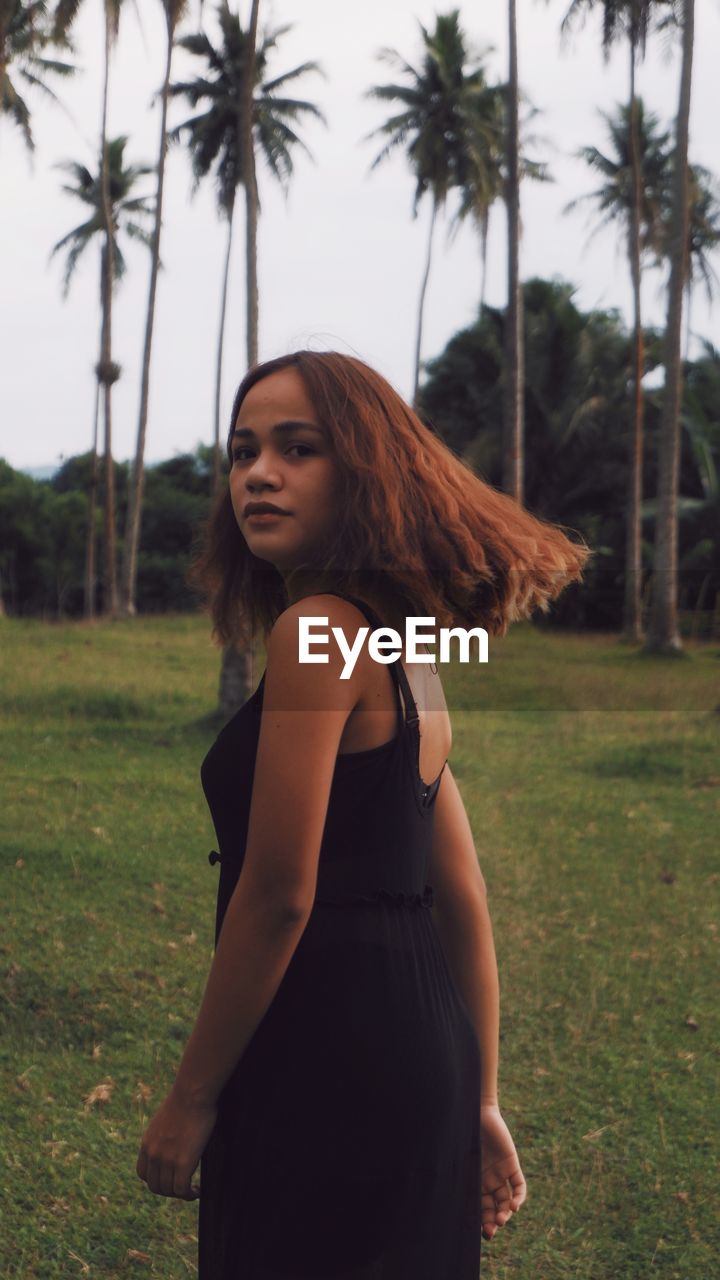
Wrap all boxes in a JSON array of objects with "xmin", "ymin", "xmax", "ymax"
[
  {"xmin": 428, "ymin": 764, "xmax": 500, "ymax": 1106},
  {"xmin": 138, "ymin": 597, "xmax": 370, "ymax": 1197},
  {"xmin": 172, "ymin": 595, "xmax": 368, "ymax": 1107},
  {"xmin": 426, "ymin": 766, "xmax": 528, "ymax": 1242}
]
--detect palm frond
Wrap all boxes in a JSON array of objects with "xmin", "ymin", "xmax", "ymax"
[
  {"xmin": 52, "ymin": 0, "xmax": 84, "ymax": 40},
  {"xmin": 2, "ymin": 75, "xmax": 35, "ymax": 152},
  {"xmin": 124, "ymin": 221, "xmax": 154, "ymax": 249},
  {"xmin": 261, "ymin": 60, "xmax": 327, "ymax": 93}
]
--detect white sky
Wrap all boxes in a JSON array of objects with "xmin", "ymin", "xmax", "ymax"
[{"xmin": 1, "ymin": 0, "xmax": 718, "ymax": 472}]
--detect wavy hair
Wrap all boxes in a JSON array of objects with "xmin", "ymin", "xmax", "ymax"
[{"xmin": 187, "ymin": 350, "xmax": 593, "ymax": 647}]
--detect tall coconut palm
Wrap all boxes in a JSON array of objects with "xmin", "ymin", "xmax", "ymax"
[
  {"xmin": 445, "ymin": 89, "xmax": 550, "ymax": 326},
  {"xmin": 0, "ymin": 0, "xmax": 74, "ymax": 154},
  {"xmin": 49, "ymin": 136, "xmax": 155, "ymax": 617},
  {"xmin": 568, "ymin": 99, "xmax": 670, "ymax": 237},
  {"xmin": 365, "ymin": 9, "xmax": 496, "ymax": 408},
  {"xmin": 121, "ymin": 0, "xmax": 191, "ymax": 618},
  {"xmin": 207, "ymin": 0, "xmax": 260, "ymax": 720},
  {"xmin": 170, "ymin": 2, "xmax": 325, "ymax": 721},
  {"xmin": 168, "ymin": 0, "xmax": 326, "ymax": 495},
  {"xmin": 503, "ymin": 20, "xmax": 553, "ymax": 505},
  {"xmin": 556, "ymin": 0, "xmax": 679, "ymax": 640},
  {"xmin": 53, "ymin": 0, "xmax": 140, "ymax": 615},
  {"xmin": 645, "ymin": 0, "xmax": 695, "ymax": 654},
  {"xmin": 446, "ymin": 83, "xmax": 505, "ymax": 315},
  {"xmin": 567, "ymin": 99, "xmax": 671, "ymax": 647}
]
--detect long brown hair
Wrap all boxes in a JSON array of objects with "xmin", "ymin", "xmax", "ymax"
[{"xmin": 187, "ymin": 350, "xmax": 593, "ymax": 648}]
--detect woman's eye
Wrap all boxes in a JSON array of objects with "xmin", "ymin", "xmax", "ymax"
[{"xmin": 232, "ymin": 444, "xmax": 314, "ymax": 463}]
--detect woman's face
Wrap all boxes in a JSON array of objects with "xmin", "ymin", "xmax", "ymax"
[{"xmin": 229, "ymin": 366, "xmax": 343, "ymax": 577}]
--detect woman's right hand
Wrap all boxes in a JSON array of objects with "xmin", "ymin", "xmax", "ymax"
[{"xmin": 479, "ymin": 1104, "xmax": 527, "ymax": 1241}]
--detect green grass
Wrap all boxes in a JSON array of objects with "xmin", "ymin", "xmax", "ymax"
[{"xmin": 1, "ymin": 614, "xmax": 718, "ymax": 1279}]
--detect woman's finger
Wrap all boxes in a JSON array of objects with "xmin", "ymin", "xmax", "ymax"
[
  {"xmin": 508, "ymin": 1167, "xmax": 527, "ymax": 1209},
  {"xmin": 159, "ymin": 1158, "xmax": 177, "ymax": 1198},
  {"xmin": 173, "ymin": 1162, "xmax": 197, "ymax": 1200},
  {"xmin": 494, "ymin": 1183, "xmax": 514, "ymax": 1225},
  {"xmin": 146, "ymin": 1156, "xmax": 174, "ymax": 1198},
  {"xmin": 481, "ymin": 1189, "xmax": 499, "ymax": 1235}
]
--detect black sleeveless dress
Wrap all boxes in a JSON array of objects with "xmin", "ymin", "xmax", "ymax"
[{"xmin": 198, "ymin": 594, "xmax": 482, "ymax": 1279}]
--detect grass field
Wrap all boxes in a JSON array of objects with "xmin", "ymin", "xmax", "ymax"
[{"xmin": 1, "ymin": 613, "xmax": 718, "ymax": 1279}]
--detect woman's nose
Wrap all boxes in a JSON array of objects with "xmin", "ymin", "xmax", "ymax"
[{"xmin": 245, "ymin": 458, "xmax": 283, "ymax": 487}]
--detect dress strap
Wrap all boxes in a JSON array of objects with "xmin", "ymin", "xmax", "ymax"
[{"xmin": 322, "ymin": 591, "xmax": 420, "ymax": 728}]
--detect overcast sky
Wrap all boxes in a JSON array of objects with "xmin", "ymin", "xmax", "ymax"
[{"xmin": 1, "ymin": 0, "xmax": 718, "ymax": 473}]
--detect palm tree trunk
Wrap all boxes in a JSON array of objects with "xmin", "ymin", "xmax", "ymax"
[
  {"xmin": 84, "ymin": 371, "xmax": 101, "ymax": 619},
  {"xmin": 121, "ymin": 12, "xmax": 175, "ymax": 617},
  {"xmin": 622, "ymin": 41, "xmax": 645, "ymax": 642},
  {"xmin": 645, "ymin": 0, "xmax": 694, "ymax": 655},
  {"xmin": 502, "ymin": 0, "xmax": 524, "ymax": 504},
  {"xmin": 100, "ymin": 241, "xmax": 119, "ymax": 617},
  {"xmin": 217, "ymin": 641, "xmax": 255, "ymax": 724},
  {"xmin": 684, "ymin": 282, "xmax": 692, "ymax": 358},
  {"xmin": 215, "ymin": 0, "xmax": 262, "ymax": 724},
  {"xmin": 412, "ymin": 194, "xmax": 438, "ymax": 410},
  {"xmin": 245, "ymin": 155, "xmax": 259, "ymax": 368},
  {"xmin": 243, "ymin": 0, "xmax": 261, "ymax": 369},
  {"xmin": 213, "ymin": 202, "xmax": 236, "ymax": 496},
  {"xmin": 100, "ymin": 8, "xmax": 118, "ymax": 618}
]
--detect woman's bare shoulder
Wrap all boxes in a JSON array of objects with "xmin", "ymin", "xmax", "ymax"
[{"xmin": 263, "ymin": 595, "xmax": 371, "ymax": 711}]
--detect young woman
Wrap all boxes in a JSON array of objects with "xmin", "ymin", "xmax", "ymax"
[{"xmin": 136, "ymin": 351, "xmax": 591, "ymax": 1278}]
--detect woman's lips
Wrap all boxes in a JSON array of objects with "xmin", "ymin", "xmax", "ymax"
[{"xmin": 246, "ymin": 512, "xmax": 289, "ymax": 524}]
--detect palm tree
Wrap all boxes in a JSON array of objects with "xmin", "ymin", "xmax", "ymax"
[
  {"xmin": 0, "ymin": 0, "xmax": 74, "ymax": 154},
  {"xmin": 49, "ymin": 136, "xmax": 155, "ymax": 617},
  {"xmin": 121, "ymin": 0, "xmax": 191, "ymax": 619},
  {"xmin": 645, "ymin": 0, "xmax": 695, "ymax": 654},
  {"xmin": 169, "ymin": 0, "xmax": 326, "ymax": 495},
  {"xmin": 365, "ymin": 9, "xmax": 496, "ymax": 408},
  {"xmin": 52, "ymin": 0, "xmax": 140, "ymax": 615},
  {"xmin": 556, "ymin": 0, "xmax": 677, "ymax": 641},
  {"xmin": 440, "ymin": 75, "xmax": 551, "ymax": 518},
  {"xmin": 502, "ymin": 9, "xmax": 554, "ymax": 505},
  {"xmin": 567, "ymin": 100, "xmax": 670, "ymax": 647},
  {"xmin": 446, "ymin": 83, "xmax": 505, "ymax": 315},
  {"xmin": 170, "ymin": 2, "xmax": 325, "ymax": 721},
  {"xmin": 568, "ymin": 100, "xmax": 670, "ymax": 234}
]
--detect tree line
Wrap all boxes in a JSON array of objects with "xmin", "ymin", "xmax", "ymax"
[
  {"xmin": 1, "ymin": 0, "xmax": 716, "ymax": 712},
  {"xmin": 2, "ymin": 278, "xmax": 718, "ymax": 638}
]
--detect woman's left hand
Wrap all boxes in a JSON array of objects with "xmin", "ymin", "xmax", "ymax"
[
  {"xmin": 136, "ymin": 1085, "xmax": 218, "ymax": 1200},
  {"xmin": 479, "ymin": 1104, "xmax": 527, "ymax": 1241}
]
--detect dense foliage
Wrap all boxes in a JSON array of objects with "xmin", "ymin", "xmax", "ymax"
[
  {"xmin": 417, "ymin": 280, "xmax": 719, "ymax": 632},
  {"xmin": 0, "ymin": 446, "xmax": 214, "ymax": 619},
  {"xmin": 1, "ymin": 283, "xmax": 718, "ymax": 631}
]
